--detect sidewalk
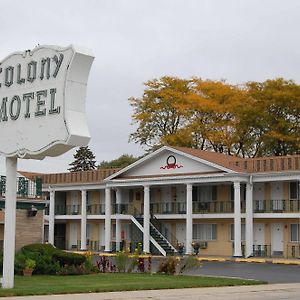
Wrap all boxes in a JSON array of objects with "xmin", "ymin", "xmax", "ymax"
[{"xmin": 3, "ymin": 283, "xmax": 300, "ymax": 300}]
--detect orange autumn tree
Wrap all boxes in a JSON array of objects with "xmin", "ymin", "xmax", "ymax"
[
  {"xmin": 129, "ymin": 76, "xmax": 300, "ymax": 157},
  {"xmin": 246, "ymin": 78, "xmax": 300, "ymax": 156},
  {"xmin": 129, "ymin": 76, "xmax": 194, "ymax": 149}
]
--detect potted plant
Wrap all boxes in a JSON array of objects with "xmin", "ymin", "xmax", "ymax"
[
  {"xmin": 176, "ymin": 242, "xmax": 184, "ymax": 256},
  {"xmin": 191, "ymin": 241, "xmax": 200, "ymax": 255},
  {"xmin": 23, "ymin": 258, "xmax": 36, "ymax": 276}
]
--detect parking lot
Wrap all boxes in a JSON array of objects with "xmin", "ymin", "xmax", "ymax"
[{"xmin": 187, "ymin": 261, "xmax": 300, "ymax": 283}]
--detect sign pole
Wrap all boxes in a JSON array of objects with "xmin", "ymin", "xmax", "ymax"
[{"xmin": 2, "ymin": 156, "xmax": 17, "ymax": 288}]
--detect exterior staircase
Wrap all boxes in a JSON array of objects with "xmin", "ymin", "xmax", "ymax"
[{"xmin": 135, "ymin": 217, "xmax": 176, "ymax": 256}]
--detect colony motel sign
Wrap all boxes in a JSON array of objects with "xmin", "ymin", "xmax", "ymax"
[
  {"xmin": 0, "ymin": 45, "xmax": 94, "ymax": 288},
  {"xmin": 0, "ymin": 45, "xmax": 94, "ymax": 158}
]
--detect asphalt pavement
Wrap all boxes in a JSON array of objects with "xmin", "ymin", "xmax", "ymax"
[{"xmin": 187, "ymin": 261, "xmax": 300, "ymax": 283}]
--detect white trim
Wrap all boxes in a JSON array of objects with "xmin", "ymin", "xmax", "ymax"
[
  {"xmin": 254, "ymin": 213, "xmax": 300, "ymax": 218},
  {"xmin": 108, "ymin": 174, "xmax": 248, "ymax": 187},
  {"xmin": 44, "ymin": 184, "xmax": 106, "ymax": 192},
  {"xmin": 252, "ymin": 172, "xmax": 300, "ymax": 182},
  {"xmin": 105, "ymin": 146, "xmax": 237, "ymax": 181}
]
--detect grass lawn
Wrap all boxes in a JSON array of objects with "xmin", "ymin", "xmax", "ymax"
[{"xmin": 0, "ymin": 273, "xmax": 266, "ymax": 297}]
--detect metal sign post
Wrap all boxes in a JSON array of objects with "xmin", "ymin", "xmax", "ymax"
[{"xmin": 2, "ymin": 157, "xmax": 17, "ymax": 288}]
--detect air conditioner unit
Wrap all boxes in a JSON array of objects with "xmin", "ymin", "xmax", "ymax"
[{"xmin": 199, "ymin": 241, "xmax": 208, "ymax": 249}]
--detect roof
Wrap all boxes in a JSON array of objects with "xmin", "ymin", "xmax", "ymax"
[
  {"xmin": 41, "ymin": 168, "xmax": 121, "ymax": 186},
  {"xmin": 18, "ymin": 171, "xmax": 44, "ymax": 180},
  {"xmin": 172, "ymin": 147, "xmax": 243, "ymax": 172},
  {"xmin": 173, "ymin": 147, "xmax": 300, "ymax": 173}
]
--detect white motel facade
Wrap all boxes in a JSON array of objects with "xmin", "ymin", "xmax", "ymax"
[{"xmin": 42, "ymin": 146, "xmax": 300, "ymax": 258}]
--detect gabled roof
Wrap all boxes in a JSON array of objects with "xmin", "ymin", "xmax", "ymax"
[{"xmin": 106, "ymin": 146, "xmax": 241, "ymax": 181}]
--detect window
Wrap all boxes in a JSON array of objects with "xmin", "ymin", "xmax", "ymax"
[
  {"xmin": 193, "ymin": 224, "xmax": 217, "ymax": 241},
  {"xmin": 290, "ymin": 224, "xmax": 300, "ymax": 242},
  {"xmin": 290, "ymin": 182, "xmax": 299, "ymax": 200},
  {"xmin": 230, "ymin": 184, "xmax": 245, "ymax": 201},
  {"xmin": 230, "ymin": 224, "xmax": 246, "ymax": 241},
  {"xmin": 194, "ymin": 185, "xmax": 217, "ymax": 202}
]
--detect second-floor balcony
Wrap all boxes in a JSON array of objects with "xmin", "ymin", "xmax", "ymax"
[
  {"xmin": 254, "ymin": 199, "xmax": 300, "ymax": 213},
  {"xmin": 51, "ymin": 199, "xmax": 300, "ymax": 216},
  {"xmin": 87, "ymin": 204, "xmax": 105, "ymax": 215},
  {"xmin": 55, "ymin": 204, "xmax": 82, "ymax": 215}
]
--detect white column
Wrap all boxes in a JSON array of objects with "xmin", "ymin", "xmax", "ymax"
[
  {"xmin": 48, "ymin": 190, "xmax": 55, "ymax": 245},
  {"xmin": 80, "ymin": 190, "xmax": 87, "ymax": 250},
  {"xmin": 2, "ymin": 157, "xmax": 17, "ymax": 289},
  {"xmin": 105, "ymin": 187, "xmax": 111, "ymax": 252},
  {"xmin": 143, "ymin": 185, "xmax": 150, "ymax": 253},
  {"xmin": 186, "ymin": 183, "xmax": 193, "ymax": 255},
  {"xmin": 245, "ymin": 183, "xmax": 253, "ymax": 257},
  {"xmin": 115, "ymin": 188, "xmax": 122, "ymax": 251},
  {"xmin": 233, "ymin": 181, "xmax": 242, "ymax": 257}
]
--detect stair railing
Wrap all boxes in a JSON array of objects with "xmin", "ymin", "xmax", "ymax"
[{"xmin": 150, "ymin": 214, "xmax": 177, "ymax": 252}]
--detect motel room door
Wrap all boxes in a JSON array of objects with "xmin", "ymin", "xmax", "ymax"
[
  {"xmin": 253, "ymin": 223, "xmax": 265, "ymax": 255},
  {"xmin": 271, "ymin": 223, "xmax": 284, "ymax": 256},
  {"xmin": 176, "ymin": 223, "xmax": 186, "ymax": 247},
  {"xmin": 69, "ymin": 223, "xmax": 78, "ymax": 250},
  {"xmin": 270, "ymin": 182, "xmax": 284, "ymax": 211}
]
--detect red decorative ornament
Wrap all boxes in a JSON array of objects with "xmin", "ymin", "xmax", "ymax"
[{"xmin": 160, "ymin": 155, "xmax": 183, "ymax": 170}]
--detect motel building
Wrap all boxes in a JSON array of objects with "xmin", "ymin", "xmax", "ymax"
[{"xmin": 42, "ymin": 146, "xmax": 300, "ymax": 258}]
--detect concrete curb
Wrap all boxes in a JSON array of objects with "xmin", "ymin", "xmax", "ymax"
[{"xmin": 75, "ymin": 251, "xmax": 300, "ymax": 266}]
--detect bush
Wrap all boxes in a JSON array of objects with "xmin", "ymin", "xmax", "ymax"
[
  {"xmin": 157, "ymin": 257, "xmax": 177, "ymax": 275},
  {"xmin": 56, "ymin": 264, "xmax": 88, "ymax": 275},
  {"xmin": 178, "ymin": 255, "xmax": 201, "ymax": 274},
  {"xmin": 115, "ymin": 251, "xmax": 128, "ymax": 272},
  {"xmin": 22, "ymin": 243, "xmax": 57, "ymax": 255},
  {"xmin": 14, "ymin": 252, "xmax": 27, "ymax": 275},
  {"xmin": 21, "ymin": 244, "xmax": 61, "ymax": 274},
  {"xmin": 53, "ymin": 251, "xmax": 86, "ymax": 266}
]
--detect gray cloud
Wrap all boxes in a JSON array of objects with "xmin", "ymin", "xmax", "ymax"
[{"xmin": 1, "ymin": 0, "xmax": 300, "ymax": 173}]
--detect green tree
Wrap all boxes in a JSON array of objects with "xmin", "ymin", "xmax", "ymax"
[
  {"xmin": 68, "ymin": 146, "xmax": 97, "ymax": 172},
  {"xmin": 98, "ymin": 154, "xmax": 139, "ymax": 169}
]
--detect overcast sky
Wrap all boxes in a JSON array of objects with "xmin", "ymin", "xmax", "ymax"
[{"xmin": 1, "ymin": 0, "xmax": 300, "ymax": 174}]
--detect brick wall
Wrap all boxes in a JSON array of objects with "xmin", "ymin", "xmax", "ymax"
[{"xmin": 15, "ymin": 209, "xmax": 43, "ymax": 251}]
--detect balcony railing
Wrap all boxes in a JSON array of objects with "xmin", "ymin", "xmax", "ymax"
[
  {"xmin": 253, "ymin": 244, "xmax": 270, "ymax": 257},
  {"xmin": 287, "ymin": 243, "xmax": 300, "ymax": 258},
  {"xmin": 151, "ymin": 202, "xmax": 187, "ymax": 214},
  {"xmin": 52, "ymin": 199, "xmax": 300, "ymax": 216},
  {"xmin": 54, "ymin": 204, "xmax": 81, "ymax": 215},
  {"xmin": 55, "ymin": 205, "xmax": 66, "ymax": 215},
  {"xmin": 111, "ymin": 203, "xmax": 141, "ymax": 215},
  {"xmin": 254, "ymin": 199, "xmax": 300, "ymax": 213},
  {"xmin": 87, "ymin": 204, "xmax": 105, "ymax": 215},
  {"xmin": 193, "ymin": 201, "xmax": 246, "ymax": 214},
  {"xmin": 0, "ymin": 175, "xmax": 42, "ymax": 198},
  {"xmin": 66, "ymin": 205, "xmax": 81, "ymax": 215}
]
